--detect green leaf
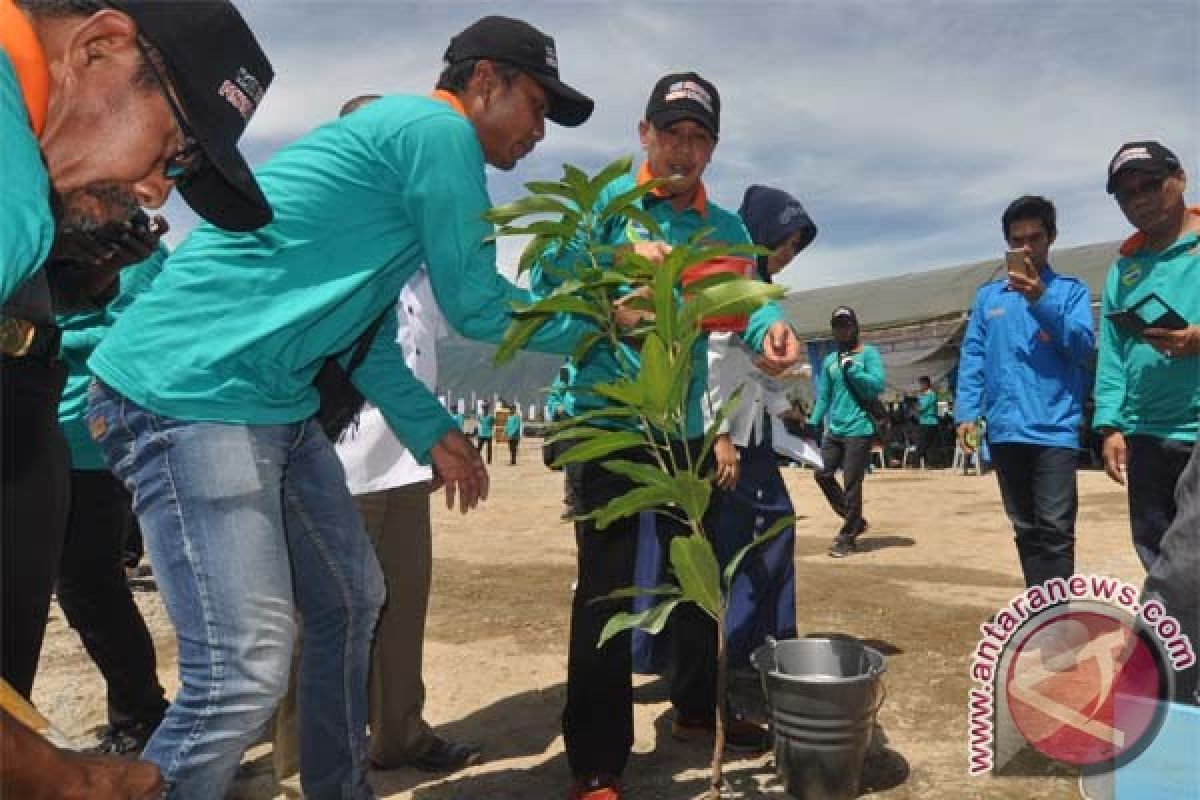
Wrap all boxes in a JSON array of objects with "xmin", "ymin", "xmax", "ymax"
[
  {"xmin": 589, "ymin": 584, "xmax": 683, "ymax": 605},
  {"xmin": 590, "ymin": 155, "xmax": 634, "ymax": 197},
  {"xmin": 671, "ymin": 471, "xmax": 712, "ymax": 524},
  {"xmin": 572, "ymin": 331, "xmax": 604, "ymax": 363},
  {"xmin": 680, "ymin": 279, "xmax": 784, "ymax": 331},
  {"xmin": 543, "ymin": 425, "xmax": 608, "ymax": 445},
  {"xmin": 494, "ymin": 219, "xmax": 579, "ymax": 239},
  {"xmin": 597, "ymin": 598, "xmax": 681, "ymax": 648},
  {"xmin": 562, "ymin": 164, "xmax": 595, "ymax": 209},
  {"xmin": 653, "ymin": 264, "xmax": 676, "ymax": 345},
  {"xmin": 547, "ymin": 406, "xmax": 640, "ymax": 429},
  {"xmin": 518, "ymin": 234, "xmax": 551, "ymax": 274},
  {"xmin": 483, "ymin": 195, "xmax": 575, "ymax": 224},
  {"xmin": 512, "ymin": 294, "xmax": 604, "ymax": 321},
  {"xmin": 679, "ymin": 270, "xmax": 743, "ymax": 294},
  {"xmin": 621, "ymin": 206, "xmax": 665, "ymax": 241},
  {"xmin": 700, "ymin": 384, "xmax": 743, "ymax": 463},
  {"xmin": 584, "ymin": 484, "xmax": 677, "ymax": 529},
  {"xmin": 590, "ymin": 380, "xmax": 644, "ymax": 408},
  {"xmin": 637, "ymin": 334, "xmax": 672, "ymax": 418},
  {"xmin": 551, "ymin": 431, "xmax": 646, "ymax": 468},
  {"xmin": 494, "ymin": 315, "xmax": 545, "ymax": 365},
  {"xmin": 523, "ymin": 180, "xmax": 579, "ymax": 201},
  {"xmin": 723, "ymin": 516, "xmax": 795, "ymax": 588},
  {"xmin": 669, "ymin": 534, "xmax": 721, "ymax": 619},
  {"xmin": 598, "ymin": 458, "xmax": 673, "ymax": 490}
]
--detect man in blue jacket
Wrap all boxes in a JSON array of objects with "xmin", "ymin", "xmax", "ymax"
[{"xmin": 955, "ymin": 195, "xmax": 1094, "ymax": 587}]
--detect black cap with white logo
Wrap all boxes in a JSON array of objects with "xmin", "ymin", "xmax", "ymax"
[
  {"xmin": 645, "ymin": 72, "xmax": 720, "ymax": 139},
  {"xmin": 444, "ymin": 15, "xmax": 594, "ymax": 127},
  {"xmin": 1105, "ymin": 140, "xmax": 1182, "ymax": 194},
  {"xmin": 109, "ymin": 0, "xmax": 274, "ymax": 231}
]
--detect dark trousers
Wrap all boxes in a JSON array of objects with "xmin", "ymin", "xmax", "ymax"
[
  {"xmin": 1142, "ymin": 441, "xmax": 1200, "ymax": 704},
  {"xmin": 476, "ymin": 435, "xmax": 492, "ymax": 464},
  {"xmin": 988, "ymin": 443, "xmax": 1078, "ymax": 588},
  {"xmin": 507, "ymin": 436, "xmax": 520, "ymax": 465},
  {"xmin": 564, "ymin": 462, "xmax": 583, "ymax": 515},
  {"xmin": 813, "ymin": 434, "xmax": 873, "ymax": 541},
  {"xmin": 916, "ymin": 424, "xmax": 938, "ymax": 466},
  {"xmin": 564, "ymin": 445, "xmax": 717, "ymax": 780},
  {"xmin": 57, "ymin": 469, "xmax": 168, "ymax": 729},
  {"xmin": 1127, "ymin": 435, "xmax": 1195, "ymax": 571},
  {"xmin": 1, "ymin": 356, "xmax": 70, "ymax": 698}
]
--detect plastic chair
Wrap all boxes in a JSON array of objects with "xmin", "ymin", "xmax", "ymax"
[
  {"xmin": 902, "ymin": 445, "xmax": 923, "ymax": 469},
  {"xmin": 869, "ymin": 446, "xmax": 886, "ymax": 470},
  {"xmin": 952, "ymin": 444, "xmax": 981, "ymax": 475}
]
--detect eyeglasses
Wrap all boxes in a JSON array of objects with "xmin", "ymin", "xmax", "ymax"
[
  {"xmin": 1114, "ymin": 174, "xmax": 1166, "ymax": 206},
  {"xmin": 136, "ymin": 39, "xmax": 206, "ymax": 187}
]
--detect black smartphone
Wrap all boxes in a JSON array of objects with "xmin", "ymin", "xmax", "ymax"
[{"xmin": 1105, "ymin": 292, "xmax": 1188, "ymax": 335}]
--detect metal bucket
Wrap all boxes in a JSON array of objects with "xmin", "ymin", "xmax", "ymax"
[{"xmin": 750, "ymin": 637, "xmax": 887, "ymax": 800}]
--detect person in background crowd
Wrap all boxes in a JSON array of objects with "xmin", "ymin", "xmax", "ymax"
[
  {"xmin": 809, "ymin": 307, "xmax": 886, "ymax": 557},
  {"xmin": 703, "ymin": 184, "xmax": 815, "ymax": 673},
  {"xmin": 85, "ymin": 15, "xmax": 595, "ymax": 799},
  {"xmin": 477, "ymin": 403, "xmax": 495, "ymax": 464},
  {"xmin": 1093, "ymin": 141, "xmax": 1199, "ymax": 571},
  {"xmin": 55, "ymin": 245, "xmax": 171, "ymax": 756},
  {"xmin": 1, "ymin": 0, "xmax": 272, "ymax": 712},
  {"xmin": 450, "ymin": 409, "xmax": 465, "ymax": 430},
  {"xmin": 505, "ymin": 407, "xmax": 523, "ymax": 464},
  {"xmin": 915, "ymin": 376, "xmax": 939, "ymax": 468},
  {"xmin": 955, "ymin": 195, "xmax": 1094, "ymax": 587},
  {"xmin": 547, "ymin": 361, "xmax": 581, "ymax": 519}
]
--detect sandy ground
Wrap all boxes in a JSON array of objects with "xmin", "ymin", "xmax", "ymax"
[{"xmin": 33, "ymin": 439, "xmax": 1148, "ymax": 800}]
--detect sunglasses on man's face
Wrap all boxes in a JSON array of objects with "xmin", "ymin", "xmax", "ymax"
[
  {"xmin": 136, "ymin": 39, "xmax": 207, "ymax": 187},
  {"xmin": 1114, "ymin": 174, "xmax": 1167, "ymax": 206}
]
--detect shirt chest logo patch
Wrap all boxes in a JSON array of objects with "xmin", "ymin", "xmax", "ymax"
[
  {"xmin": 1121, "ymin": 263, "xmax": 1144, "ymax": 286},
  {"xmin": 986, "ymin": 307, "xmax": 1006, "ymax": 319}
]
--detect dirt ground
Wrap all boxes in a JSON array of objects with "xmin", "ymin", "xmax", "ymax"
[{"xmin": 33, "ymin": 439, "xmax": 1147, "ymax": 800}]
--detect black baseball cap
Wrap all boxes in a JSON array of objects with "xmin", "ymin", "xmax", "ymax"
[
  {"xmin": 645, "ymin": 72, "xmax": 720, "ymax": 138},
  {"xmin": 831, "ymin": 306, "xmax": 858, "ymax": 328},
  {"xmin": 1105, "ymin": 140, "xmax": 1182, "ymax": 194},
  {"xmin": 444, "ymin": 16, "xmax": 593, "ymax": 127},
  {"xmin": 108, "ymin": 0, "xmax": 274, "ymax": 231}
]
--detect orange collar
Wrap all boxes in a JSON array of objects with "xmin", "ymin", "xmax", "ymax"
[
  {"xmin": 1119, "ymin": 205, "xmax": 1200, "ymax": 257},
  {"xmin": 637, "ymin": 161, "xmax": 708, "ymax": 216},
  {"xmin": 431, "ymin": 89, "xmax": 467, "ymax": 118},
  {"xmin": 0, "ymin": 0, "xmax": 49, "ymax": 136}
]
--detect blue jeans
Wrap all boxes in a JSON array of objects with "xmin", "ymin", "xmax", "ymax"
[
  {"xmin": 87, "ymin": 381, "xmax": 384, "ymax": 800},
  {"xmin": 989, "ymin": 443, "xmax": 1078, "ymax": 588}
]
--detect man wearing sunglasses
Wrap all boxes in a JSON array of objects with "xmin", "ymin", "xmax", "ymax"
[
  {"xmin": 1094, "ymin": 140, "xmax": 1200, "ymax": 573},
  {"xmin": 1, "ymin": 0, "xmax": 272, "ymax": 723}
]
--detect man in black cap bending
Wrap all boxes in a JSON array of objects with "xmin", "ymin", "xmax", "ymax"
[
  {"xmin": 85, "ymin": 14, "xmax": 596, "ymax": 800},
  {"xmin": 1, "ymin": 0, "xmax": 273, "ymax": 720}
]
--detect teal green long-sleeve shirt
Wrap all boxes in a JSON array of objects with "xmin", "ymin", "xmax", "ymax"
[
  {"xmin": 917, "ymin": 389, "xmax": 938, "ymax": 426},
  {"xmin": 1093, "ymin": 221, "xmax": 1200, "ymax": 441},
  {"xmin": 530, "ymin": 168, "xmax": 785, "ymax": 439},
  {"xmin": 0, "ymin": 51, "xmax": 55, "ymax": 306},
  {"xmin": 90, "ymin": 94, "xmax": 592, "ymax": 462},
  {"xmin": 808, "ymin": 345, "xmax": 886, "ymax": 437},
  {"xmin": 57, "ymin": 246, "xmax": 168, "ymax": 469}
]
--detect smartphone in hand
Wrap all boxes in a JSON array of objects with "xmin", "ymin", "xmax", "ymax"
[
  {"xmin": 1005, "ymin": 248, "xmax": 1034, "ymax": 280},
  {"xmin": 1105, "ymin": 292, "xmax": 1189, "ymax": 335}
]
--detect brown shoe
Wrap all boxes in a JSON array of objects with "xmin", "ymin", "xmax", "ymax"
[{"xmin": 671, "ymin": 711, "xmax": 768, "ymax": 753}]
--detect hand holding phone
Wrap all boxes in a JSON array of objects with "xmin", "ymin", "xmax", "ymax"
[
  {"xmin": 1005, "ymin": 248, "xmax": 1034, "ymax": 280},
  {"xmin": 1105, "ymin": 293, "xmax": 1188, "ymax": 336}
]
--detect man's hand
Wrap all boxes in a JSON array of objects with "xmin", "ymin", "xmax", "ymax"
[
  {"xmin": 956, "ymin": 422, "xmax": 975, "ymax": 453},
  {"xmin": 756, "ymin": 321, "xmax": 799, "ymax": 376},
  {"xmin": 713, "ymin": 433, "xmax": 740, "ymax": 490},
  {"xmin": 47, "ymin": 215, "xmax": 169, "ymax": 308},
  {"xmin": 613, "ymin": 286, "xmax": 654, "ymax": 330},
  {"xmin": 429, "ymin": 429, "xmax": 489, "ymax": 514},
  {"xmin": 1101, "ymin": 430, "xmax": 1128, "ymax": 486},
  {"xmin": 1007, "ymin": 252, "xmax": 1044, "ymax": 304},
  {"xmin": 1142, "ymin": 325, "xmax": 1200, "ymax": 359},
  {"xmin": 624, "ymin": 241, "xmax": 672, "ymax": 263}
]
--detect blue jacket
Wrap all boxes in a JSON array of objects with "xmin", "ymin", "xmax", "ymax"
[{"xmin": 955, "ymin": 266, "xmax": 1094, "ymax": 448}]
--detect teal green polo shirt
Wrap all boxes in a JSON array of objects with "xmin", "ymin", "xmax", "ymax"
[{"xmin": 808, "ymin": 346, "xmax": 886, "ymax": 438}]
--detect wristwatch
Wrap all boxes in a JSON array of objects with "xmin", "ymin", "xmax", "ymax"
[{"xmin": 1, "ymin": 317, "xmax": 61, "ymax": 358}]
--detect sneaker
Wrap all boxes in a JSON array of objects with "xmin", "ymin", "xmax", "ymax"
[
  {"xmin": 88, "ymin": 721, "xmax": 157, "ymax": 756},
  {"xmin": 671, "ymin": 711, "xmax": 769, "ymax": 753},
  {"xmin": 409, "ymin": 737, "xmax": 482, "ymax": 773},
  {"xmin": 567, "ymin": 775, "xmax": 622, "ymax": 799},
  {"xmin": 828, "ymin": 538, "xmax": 854, "ymax": 558}
]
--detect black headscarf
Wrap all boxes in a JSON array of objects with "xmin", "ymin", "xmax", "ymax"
[{"xmin": 737, "ymin": 185, "xmax": 818, "ymax": 282}]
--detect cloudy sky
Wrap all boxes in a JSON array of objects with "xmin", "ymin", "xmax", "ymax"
[{"xmin": 163, "ymin": 0, "xmax": 1199, "ymax": 290}]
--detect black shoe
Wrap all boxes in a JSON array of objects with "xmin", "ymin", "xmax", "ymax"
[
  {"xmin": 829, "ymin": 538, "xmax": 854, "ymax": 558},
  {"xmin": 671, "ymin": 711, "xmax": 768, "ymax": 754},
  {"xmin": 88, "ymin": 721, "xmax": 157, "ymax": 756},
  {"xmin": 411, "ymin": 737, "xmax": 481, "ymax": 773}
]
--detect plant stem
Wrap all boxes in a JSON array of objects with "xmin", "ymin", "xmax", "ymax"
[{"xmin": 710, "ymin": 605, "xmax": 727, "ymax": 798}]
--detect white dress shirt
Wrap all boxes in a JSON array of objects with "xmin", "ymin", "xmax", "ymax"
[
  {"xmin": 703, "ymin": 332, "xmax": 792, "ymax": 448},
  {"xmin": 336, "ymin": 269, "xmax": 447, "ymax": 494}
]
